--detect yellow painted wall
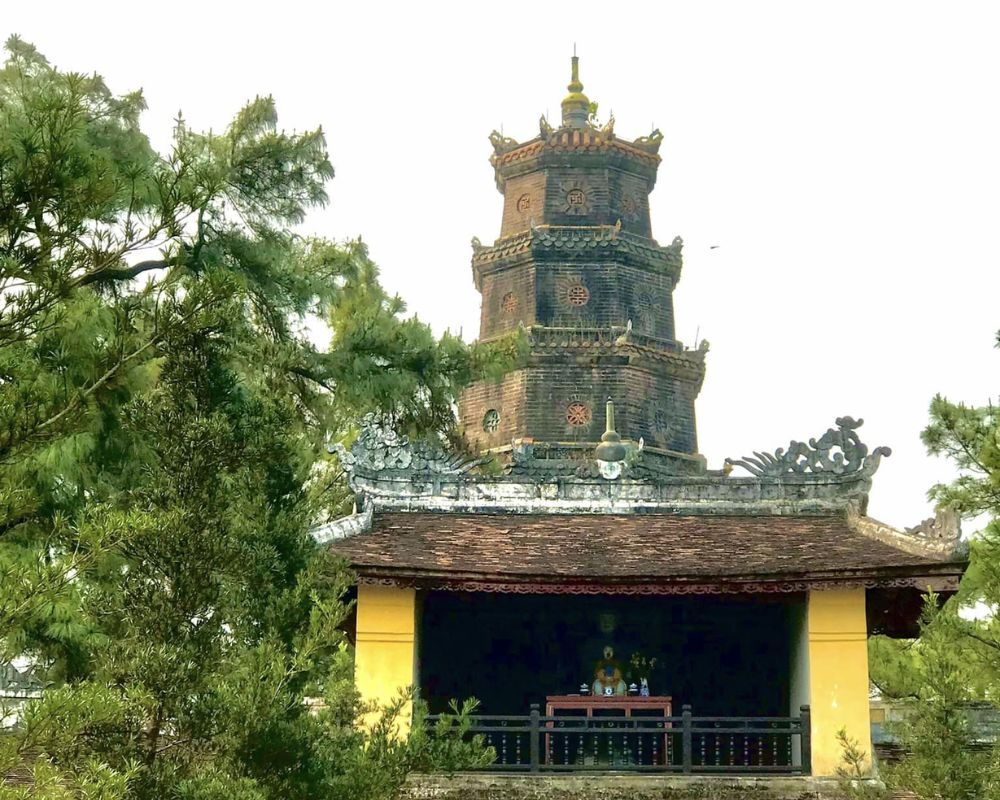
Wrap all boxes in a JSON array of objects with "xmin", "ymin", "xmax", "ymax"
[
  {"xmin": 355, "ymin": 584, "xmax": 417, "ymax": 733},
  {"xmin": 807, "ymin": 588, "xmax": 871, "ymax": 776}
]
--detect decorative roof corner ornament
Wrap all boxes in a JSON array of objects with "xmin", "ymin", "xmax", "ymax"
[
  {"xmin": 489, "ymin": 129, "xmax": 519, "ymax": 156},
  {"xmin": 329, "ymin": 414, "xmax": 484, "ymax": 489},
  {"xmin": 510, "ymin": 437, "xmax": 534, "ymax": 468},
  {"xmin": 664, "ymin": 236, "xmax": 684, "ymax": 272},
  {"xmin": 633, "ymin": 128, "xmax": 663, "ymax": 154},
  {"xmin": 615, "ymin": 319, "xmax": 633, "ymax": 347},
  {"xmin": 725, "ymin": 416, "xmax": 892, "ymax": 478},
  {"xmin": 312, "ymin": 503, "xmax": 373, "ymax": 544},
  {"xmin": 539, "ymin": 114, "xmax": 554, "ymax": 139},
  {"xmin": 600, "ymin": 113, "xmax": 615, "ymax": 136},
  {"xmin": 907, "ymin": 507, "xmax": 962, "ymax": 546},
  {"xmin": 471, "ymin": 235, "xmax": 485, "ymax": 254}
]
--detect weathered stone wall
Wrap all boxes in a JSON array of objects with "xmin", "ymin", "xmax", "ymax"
[{"xmin": 404, "ymin": 774, "xmax": 859, "ymax": 800}]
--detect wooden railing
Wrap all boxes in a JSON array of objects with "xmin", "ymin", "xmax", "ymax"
[{"xmin": 424, "ymin": 704, "xmax": 811, "ymax": 775}]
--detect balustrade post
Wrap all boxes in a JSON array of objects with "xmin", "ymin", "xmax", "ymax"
[
  {"xmin": 799, "ymin": 705, "xmax": 812, "ymax": 775},
  {"xmin": 529, "ymin": 703, "xmax": 540, "ymax": 772},
  {"xmin": 682, "ymin": 704, "xmax": 693, "ymax": 774}
]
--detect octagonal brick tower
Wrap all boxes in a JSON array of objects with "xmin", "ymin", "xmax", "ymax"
[{"xmin": 459, "ymin": 58, "xmax": 708, "ymax": 474}]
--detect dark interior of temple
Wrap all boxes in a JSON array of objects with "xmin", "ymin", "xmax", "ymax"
[{"xmin": 419, "ymin": 591, "xmax": 801, "ymax": 717}]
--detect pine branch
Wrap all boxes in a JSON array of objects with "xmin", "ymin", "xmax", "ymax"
[{"xmin": 74, "ymin": 258, "xmax": 174, "ymax": 288}]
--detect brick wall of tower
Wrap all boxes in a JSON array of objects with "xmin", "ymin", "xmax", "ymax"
[
  {"xmin": 499, "ymin": 165, "xmax": 653, "ymax": 238},
  {"xmin": 460, "ymin": 363, "xmax": 699, "ymax": 454},
  {"xmin": 543, "ymin": 166, "xmax": 611, "ymax": 228},
  {"xmin": 479, "ymin": 264, "xmax": 536, "ymax": 337},
  {"xmin": 619, "ymin": 367, "xmax": 699, "ymax": 453},
  {"xmin": 533, "ymin": 263, "xmax": 675, "ymax": 339},
  {"xmin": 522, "ymin": 364, "xmax": 697, "ymax": 453},
  {"xmin": 608, "ymin": 169, "xmax": 652, "ymax": 237},
  {"xmin": 500, "ymin": 174, "xmax": 547, "ymax": 238},
  {"xmin": 459, "ymin": 370, "xmax": 528, "ymax": 451}
]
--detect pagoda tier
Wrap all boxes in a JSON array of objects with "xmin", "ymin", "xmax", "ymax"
[{"xmin": 458, "ymin": 58, "xmax": 706, "ymax": 472}]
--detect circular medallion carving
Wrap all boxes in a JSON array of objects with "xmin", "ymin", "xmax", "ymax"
[
  {"xmin": 566, "ymin": 402, "xmax": 592, "ymax": 427},
  {"xmin": 516, "ymin": 193, "xmax": 531, "ymax": 213},
  {"xmin": 621, "ymin": 194, "xmax": 637, "ymax": 215},
  {"xmin": 559, "ymin": 180, "xmax": 591, "ymax": 216},
  {"xmin": 482, "ymin": 409, "xmax": 500, "ymax": 433},
  {"xmin": 557, "ymin": 277, "xmax": 591, "ymax": 309},
  {"xmin": 501, "ymin": 291, "xmax": 517, "ymax": 314},
  {"xmin": 562, "ymin": 283, "xmax": 590, "ymax": 307}
]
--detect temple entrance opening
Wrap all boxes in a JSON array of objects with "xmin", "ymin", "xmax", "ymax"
[{"xmin": 418, "ymin": 591, "xmax": 804, "ymax": 718}]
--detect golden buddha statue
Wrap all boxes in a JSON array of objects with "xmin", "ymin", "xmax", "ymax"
[{"xmin": 592, "ymin": 645, "xmax": 627, "ymax": 696}]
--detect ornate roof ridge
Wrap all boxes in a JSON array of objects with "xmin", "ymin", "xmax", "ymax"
[
  {"xmin": 471, "ymin": 225, "xmax": 681, "ymax": 269},
  {"xmin": 490, "ymin": 129, "xmax": 662, "ymax": 169},
  {"xmin": 316, "ymin": 416, "xmax": 908, "ymax": 521},
  {"xmin": 524, "ymin": 327, "xmax": 706, "ymax": 379},
  {"xmin": 848, "ymin": 508, "xmax": 966, "ymax": 561},
  {"xmin": 312, "ymin": 504, "xmax": 373, "ymax": 544},
  {"xmin": 524, "ymin": 324, "xmax": 684, "ymax": 349}
]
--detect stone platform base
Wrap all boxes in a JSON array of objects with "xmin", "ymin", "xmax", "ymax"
[{"xmin": 404, "ymin": 773, "xmax": 867, "ymax": 800}]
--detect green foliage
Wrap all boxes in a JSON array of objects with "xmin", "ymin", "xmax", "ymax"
[
  {"xmin": 835, "ymin": 727, "xmax": 884, "ymax": 799},
  {"xmin": 867, "ymin": 334, "xmax": 1000, "ymax": 799},
  {"xmin": 922, "ymin": 393, "xmax": 1000, "ymax": 517},
  {"xmin": 871, "ymin": 598, "xmax": 995, "ymax": 798},
  {"xmin": 0, "ymin": 37, "xmax": 507, "ymax": 799}
]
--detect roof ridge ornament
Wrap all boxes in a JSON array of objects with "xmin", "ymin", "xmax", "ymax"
[
  {"xmin": 633, "ymin": 129, "xmax": 663, "ymax": 154},
  {"xmin": 595, "ymin": 398, "xmax": 629, "ymax": 479},
  {"xmin": 330, "ymin": 414, "xmax": 484, "ymax": 490},
  {"xmin": 725, "ymin": 416, "xmax": 892, "ymax": 478},
  {"xmin": 489, "ymin": 129, "xmax": 519, "ymax": 156}
]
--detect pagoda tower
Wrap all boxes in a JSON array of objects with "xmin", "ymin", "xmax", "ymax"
[
  {"xmin": 322, "ymin": 59, "xmax": 968, "ymax": 781},
  {"xmin": 459, "ymin": 57, "xmax": 708, "ymax": 474}
]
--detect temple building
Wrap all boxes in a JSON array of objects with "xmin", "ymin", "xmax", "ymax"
[{"xmin": 319, "ymin": 59, "xmax": 967, "ymax": 780}]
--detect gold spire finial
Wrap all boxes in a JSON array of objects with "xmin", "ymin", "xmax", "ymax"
[
  {"xmin": 568, "ymin": 53, "xmax": 583, "ymax": 94},
  {"xmin": 561, "ymin": 51, "xmax": 590, "ymax": 128}
]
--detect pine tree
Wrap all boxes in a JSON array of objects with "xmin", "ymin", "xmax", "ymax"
[
  {"xmin": 0, "ymin": 37, "xmax": 511, "ymax": 798},
  {"xmin": 867, "ymin": 340, "xmax": 1000, "ymax": 799}
]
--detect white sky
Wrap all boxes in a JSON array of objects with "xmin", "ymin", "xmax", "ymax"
[{"xmin": 8, "ymin": 1, "xmax": 999, "ymax": 529}]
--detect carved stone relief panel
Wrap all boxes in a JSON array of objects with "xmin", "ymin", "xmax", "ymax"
[{"xmin": 559, "ymin": 180, "xmax": 592, "ymax": 216}]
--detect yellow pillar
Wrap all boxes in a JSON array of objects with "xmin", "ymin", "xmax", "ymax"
[
  {"xmin": 355, "ymin": 584, "xmax": 417, "ymax": 733},
  {"xmin": 807, "ymin": 588, "xmax": 871, "ymax": 776}
]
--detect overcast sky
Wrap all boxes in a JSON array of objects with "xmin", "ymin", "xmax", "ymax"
[{"xmin": 8, "ymin": 1, "xmax": 999, "ymax": 529}]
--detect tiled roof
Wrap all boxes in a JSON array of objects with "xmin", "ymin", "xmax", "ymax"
[
  {"xmin": 471, "ymin": 227, "xmax": 679, "ymax": 271},
  {"xmin": 492, "ymin": 131, "xmax": 660, "ymax": 169},
  {"xmin": 329, "ymin": 512, "xmax": 965, "ymax": 590}
]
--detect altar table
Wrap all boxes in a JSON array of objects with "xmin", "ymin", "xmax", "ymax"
[{"xmin": 544, "ymin": 694, "xmax": 673, "ymax": 764}]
